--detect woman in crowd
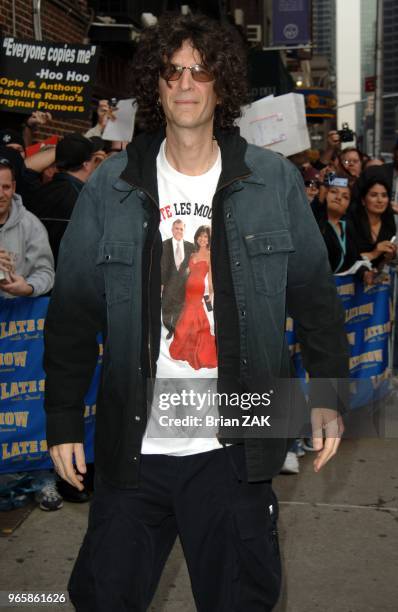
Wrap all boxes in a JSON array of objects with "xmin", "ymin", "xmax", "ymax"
[
  {"xmin": 349, "ymin": 175, "xmax": 397, "ymax": 268},
  {"xmin": 314, "ymin": 174, "xmax": 368, "ymax": 275}
]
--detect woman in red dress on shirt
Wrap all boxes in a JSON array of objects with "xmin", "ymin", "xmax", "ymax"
[{"xmin": 169, "ymin": 225, "xmax": 217, "ymax": 369}]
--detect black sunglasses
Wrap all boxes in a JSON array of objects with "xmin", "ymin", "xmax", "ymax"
[
  {"xmin": 160, "ymin": 63, "xmax": 214, "ymax": 83},
  {"xmin": 304, "ymin": 180, "xmax": 320, "ymax": 189}
]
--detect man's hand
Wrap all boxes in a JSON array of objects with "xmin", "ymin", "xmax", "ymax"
[
  {"xmin": 26, "ymin": 111, "xmax": 52, "ymax": 128},
  {"xmin": 97, "ymin": 99, "xmax": 117, "ymax": 129},
  {"xmin": 311, "ymin": 408, "xmax": 344, "ymax": 472},
  {"xmin": 0, "ymin": 249, "xmax": 13, "ymax": 275},
  {"xmin": 0, "ymin": 273, "xmax": 33, "ymax": 296},
  {"xmin": 375, "ymin": 240, "xmax": 397, "ymax": 259},
  {"xmin": 326, "ymin": 130, "xmax": 341, "ymax": 151},
  {"xmin": 363, "ymin": 270, "xmax": 376, "ymax": 286},
  {"xmin": 49, "ymin": 442, "xmax": 86, "ymax": 491}
]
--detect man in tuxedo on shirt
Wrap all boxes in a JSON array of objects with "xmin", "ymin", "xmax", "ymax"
[{"xmin": 161, "ymin": 219, "xmax": 194, "ymax": 339}]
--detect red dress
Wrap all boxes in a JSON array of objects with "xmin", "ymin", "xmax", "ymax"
[{"xmin": 169, "ymin": 258, "xmax": 217, "ymax": 370}]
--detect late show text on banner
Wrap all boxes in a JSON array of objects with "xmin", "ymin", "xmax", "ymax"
[
  {"xmin": 0, "ymin": 297, "xmax": 99, "ymax": 474},
  {"xmin": 0, "ymin": 274, "xmax": 393, "ymax": 473},
  {"xmin": 287, "ymin": 273, "xmax": 392, "ymax": 408},
  {"xmin": 0, "ymin": 38, "xmax": 98, "ymax": 117}
]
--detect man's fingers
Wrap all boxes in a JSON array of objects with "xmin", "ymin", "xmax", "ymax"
[
  {"xmin": 311, "ymin": 409, "xmax": 344, "ymax": 471},
  {"xmin": 314, "ymin": 435, "xmax": 341, "ymax": 472},
  {"xmin": 50, "ymin": 444, "xmax": 85, "ymax": 491},
  {"xmin": 74, "ymin": 444, "xmax": 87, "ymax": 475}
]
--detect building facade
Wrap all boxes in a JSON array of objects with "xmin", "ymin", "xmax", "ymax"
[
  {"xmin": 312, "ymin": 0, "xmax": 336, "ymax": 75},
  {"xmin": 382, "ymin": 0, "xmax": 398, "ymax": 152}
]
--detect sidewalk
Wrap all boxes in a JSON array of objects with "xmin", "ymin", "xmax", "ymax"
[{"xmin": 1, "ymin": 438, "xmax": 397, "ymax": 612}]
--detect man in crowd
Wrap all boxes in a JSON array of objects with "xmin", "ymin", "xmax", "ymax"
[
  {"xmin": 44, "ymin": 13, "xmax": 348, "ymax": 611},
  {"xmin": 0, "ymin": 158, "xmax": 62, "ymax": 511},
  {"xmin": 0, "ymin": 112, "xmax": 57, "ymax": 209},
  {"xmin": 0, "ymin": 159, "xmax": 54, "ymax": 299},
  {"xmin": 30, "ymin": 133, "xmax": 98, "ymax": 267}
]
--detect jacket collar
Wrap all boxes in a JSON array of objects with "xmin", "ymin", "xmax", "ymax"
[{"xmin": 119, "ymin": 126, "xmax": 255, "ymax": 204}]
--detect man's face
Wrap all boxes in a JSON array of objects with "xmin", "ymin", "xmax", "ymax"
[
  {"xmin": 0, "ymin": 168, "xmax": 15, "ymax": 224},
  {"xmin": 172, "ymin": 222, "xmax": 184, "ymax": 240},
  {"xmin": 158, "ymin": 40, "xmax": 219, "ymax": 133}
]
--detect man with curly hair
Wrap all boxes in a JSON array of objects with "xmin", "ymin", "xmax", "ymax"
[{"xmin": 44, "ymin": 12, "xmax": 348, "ymax": 612}]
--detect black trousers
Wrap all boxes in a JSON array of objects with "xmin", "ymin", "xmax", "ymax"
[{"xmin": 68, "ymin": 445, "xmax": 281, "ymax": 612}]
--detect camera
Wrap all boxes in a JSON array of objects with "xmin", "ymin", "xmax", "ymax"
[
  {"xmin": 324, "ymin": 172, "xmax": 349, "ymax": 188},
  {"xmin": 337, "ymin": 122, "xmax": 355, "ymax": 143}
]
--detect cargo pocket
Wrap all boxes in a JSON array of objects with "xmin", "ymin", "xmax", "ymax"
[
  {"xmin": 233, "ymin": 500, "xmax": 282, "ymax": 607},
  {"xmin": 244, "ymin": 230, "xmax": 294, "ymax": 296},
  {"xmin": 96, "ymin": 241, "xmax": 135, "ymax": 305}
]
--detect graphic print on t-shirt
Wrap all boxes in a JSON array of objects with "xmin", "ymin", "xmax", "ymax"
[
  {"xmin": 141, "ymin": 139, "xmax": 222, "ymax": 456},
  {"xmin": 155, "ymin": 139, "xmax": 222, "ymax": 380},
  {"xmin": 162, "ymin": 219, "xmax": 216, "ymax": 370}
]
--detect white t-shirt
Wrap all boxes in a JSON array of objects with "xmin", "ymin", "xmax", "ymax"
[{"xmin": 141, "ymin": 139, "xmax": 223, "ymax": 455}]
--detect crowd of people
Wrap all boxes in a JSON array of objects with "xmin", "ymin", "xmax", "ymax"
[
  {"xmin": 0, "ymin": 106, "xmax": 121, "ymax": 511},
  {"xmin": 280, "ymin": 132, "xmax": 398, "ymax": 474},
  {"xmin": 1, "ymin": 108, "xmax": 398, "ymax": 500},
  {"xmin": 299, "ymin": 132, "xmax": 398, "ymax": 280}
]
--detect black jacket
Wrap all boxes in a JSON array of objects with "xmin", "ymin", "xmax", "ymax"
[
  {"xmin": 28, "ymin": 173, "xmax": 84, "ymax": 267},
  {"xmin": 44, "ymin": 129, "xmax": 349, "ymax": 488}
]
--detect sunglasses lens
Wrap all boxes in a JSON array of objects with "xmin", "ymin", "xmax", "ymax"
[
  {"xmin": 160, "ymin": 65, "xmax": 179, "ymax": 81},
  {"xmin": 160, "ymin": 64, "xmax": 213, "ymax": 82},
  {"xmin": 191, "ymin": 66, "xmax": 213, "ymax": 82},
  {"xmin": 305, "ymin": 181, "xmax": 320, "ymax": 188}
]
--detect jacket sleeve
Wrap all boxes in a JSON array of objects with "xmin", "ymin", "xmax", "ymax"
[
  {"xmin": 285, "ymin": 166, "xmax": 350, "ymax": 409},
  {"xmin": 43, "ymin": 181, "xmax": 105, "ymax": 447},
  {"xmin": 24, "ymin": 214, "xmax": 55, "ymax": 297}
]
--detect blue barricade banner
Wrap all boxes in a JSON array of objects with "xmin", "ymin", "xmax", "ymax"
[
  {"xmin": 286, "ymin": 274, "xmax": 392, "ymax": 408},
  {"xmin": 0, "ymin": 297, "xmax": 99, "ymax": 474},
  {"xmin": 0, "ymin": 274, "xmax": 392, "ymax": 473}
]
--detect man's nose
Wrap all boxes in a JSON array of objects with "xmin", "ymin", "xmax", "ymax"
[{"xmin": 178, "ymin": 67, "xmax": 194, "ymax": 90}]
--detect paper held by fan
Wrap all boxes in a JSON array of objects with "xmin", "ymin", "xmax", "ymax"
[
  {"xmin": 102, "ymin": 98, "xmax": 137, "ymax": 143},
  {"xmin": 248, "ymin": 112, "xmax": 287, "ymax": 147},
  {"xmin": 237, "ymin": 93, "xmax": 310, "ymax": 157}
]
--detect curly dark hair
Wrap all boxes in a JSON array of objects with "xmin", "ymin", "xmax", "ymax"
[
  {"xmin": 131, "ymin": 13, "xmax": 248, "ymax": 132},
  {"xmin": 193, "ymin": 225, "xmax": 211, "ymax": 250}
]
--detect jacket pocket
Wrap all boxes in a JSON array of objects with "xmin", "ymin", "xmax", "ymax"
[
  {"xmin": 244, "ymin": 230, "xmax": 294, "ymax": 296},
  {"xmin": 96, "ymin": 241, "xmax": 135, "ymax": 305}
]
